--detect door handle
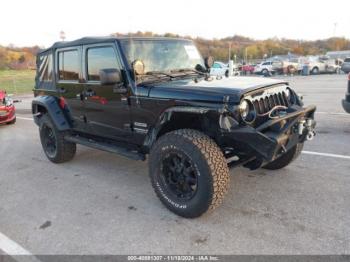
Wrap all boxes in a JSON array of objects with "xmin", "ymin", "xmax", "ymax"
[
  {"xmin": 76, "ymin": 93, "xmax": 83, "ymax": 100},
  {"xmin": 58, "ymin": 88, "xmax": 66, "ymax": 94},
  {"xmin": 113, "ymin": 86, "xmax": 127, "ymax": 94},
  {"xmin": 85, "ymin": 89, "xmax": 96, "ymax": 97}
]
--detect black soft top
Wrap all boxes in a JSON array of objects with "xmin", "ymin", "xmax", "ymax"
[{"xmin": 38, "ymin": 36, "xmax": 191, "ymax": 55}]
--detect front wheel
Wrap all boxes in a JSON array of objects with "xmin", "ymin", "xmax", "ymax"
[
  {"xmin": 6, "ymin": 117, "xmax": 16, "ymax": 125},
  {"xmin": 149, "ymin": 129, "xmax": 230, "ymax": 218},
  {"xmin": 39, "ymin": 115, "xmax": 76, "ymax": 163},
  {"xmin": 263, "ymin": 143, "xmax": 304, "ymax": 170}
]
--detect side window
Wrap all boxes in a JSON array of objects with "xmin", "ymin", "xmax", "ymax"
[
  {"xmin": 38, "ymin": 53, "xmax": 53, "ymax": 81},
  {"xmin": 87, "ymin": 47, "xmax": 121, "ymax": 81},
  {"xmin": 58, "ymin": 50, "xmax": 79, "ymax": 81},
  {"xmin": 262, "ymin": 62, "xmax": 268, "ymax": 65}
]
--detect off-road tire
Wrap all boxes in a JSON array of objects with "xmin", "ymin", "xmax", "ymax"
[
  {"xmin": 149, "ymin": 129, "xmax": 230, "ymax": 218},
  {"xmin": 39, "ymin": 114, "xmax": 76, "ymax": 163},
  {"xmin": 263, "ymin": 143, "xmax": 304, "ymax": 170}
]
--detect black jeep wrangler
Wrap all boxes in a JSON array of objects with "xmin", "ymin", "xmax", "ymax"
[{"xmin": 32, "ymin": 37, "xmax": 316, "ymax": 218}]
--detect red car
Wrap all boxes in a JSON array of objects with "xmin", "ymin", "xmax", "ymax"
[
  {"xmin": 240, "ymin": 64, "xmax": 256, "ymax": 74},
  {"xmin": 0, "ymin": 91, "xmax": 16, "ymax": 125}
]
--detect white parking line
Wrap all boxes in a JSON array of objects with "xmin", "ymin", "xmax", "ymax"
[
  {"xmin": 316, "ymin": 111, "xmax": 349, "ymax": 116},
  {"xmin": 302, "ymin": 150, "xmax": 350, "ymax": 160},
  {"xmin": 16, "ymin": 116, "xmax": 33, "ymax": 121},
  {"xmin": 0, "ymin": 232, "xmax": 41, "ymax": 262}
]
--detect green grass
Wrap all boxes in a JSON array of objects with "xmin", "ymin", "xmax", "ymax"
[{"xmin": 0, "ymin": 70, "xmax": 35, "ymax": 95}]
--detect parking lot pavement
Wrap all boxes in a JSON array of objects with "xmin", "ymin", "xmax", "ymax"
[{"xmin": 0, "ymin": 74, "xmax": 349, "ymax": 255}]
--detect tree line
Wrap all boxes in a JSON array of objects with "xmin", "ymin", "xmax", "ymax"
[{"xmin": 1, "ymin": 32, "xmax": 350, "ymax": 70}]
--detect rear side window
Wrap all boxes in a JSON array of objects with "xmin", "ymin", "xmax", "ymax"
[
  {"xmin": 35, "ymin": 51, "xmax": 54, "ymax": 90},
  {"xmin": 86, "ymin": 47, "xmax": 120, "ymax": 81},
  {"xmin": 344, "ymin": 58, "xmax": 350, "ymax": 63},
  {"xmin": 58, "ymin": 50, "xmax": 79, "ymax": 81},
  {"xmin": 38, "ymin": 53, "xmax": 53, "ymax": 82}
]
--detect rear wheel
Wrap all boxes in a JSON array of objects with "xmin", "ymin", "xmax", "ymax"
[
  {"xmin": 311, "ymin": 67, "xmax": 319, "ymax": 75},
  {"xmin": 263, "ymin": 143, "xmax": 304, "ymax": 170},
  {"xmin": 39, "ymin": 115, "xmax": 76, "ymax": 163},
  {"xmin": 149, "ymin": 129, "xmax": 230, "ymax": 218}
]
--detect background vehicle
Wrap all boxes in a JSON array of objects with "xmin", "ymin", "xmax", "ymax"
[
  {"xmin": 240, "ymin": 64, "xmax": 255, "ymax": 75},
  {"xmin": 307, "ymin": 56, "xmax": 340, "ymax": 74},
  {"xmin": 32, "ymin": 37, "xmax": 316, "ymax": 218},
  {"xmin": 342, "ymin": 73, "xmax": 350, "ymax": 113},
  {"xmin": 341, "ymin": 57, "xmax": 350, "ymax": 73},
  {"xmin": 0, "ymin": 91, "xmax": 16, "ymax": 125},
  {"xmin": 210, "ymin": 61, "xmax": 229, "ymax": 77},
  {"xmin": 253, "ymin": 61, "xmax": 282, "ymax": 75}
]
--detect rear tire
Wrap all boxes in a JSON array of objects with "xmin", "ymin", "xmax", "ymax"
[
  {"xmin": 311, "ymin": 67, "xmax": 319, "ymax": 75},
  {"xmin": 6, "ymin": 117, "xmax": 16, "ymax": 125},
  {"xmin": 39, "ymin": 114, "xmax": 76, "ymax": 163},
  {"xmin": 149, "ymin": 129, "xmax": 230, "ymax": 218},
  {"xmin": 263, "ymin": 143, "xmax": 304, "ymax": 170}
]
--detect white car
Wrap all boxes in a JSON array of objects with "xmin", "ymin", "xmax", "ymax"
[
  {"xmin": 210, "ymin": 61, "xmax": 229, "ymax": 77},
  {"xmin": 254, "ymin": 61, "xmax": 282, "ymax": 75},
  {"xmin": 307, "ymin": 56, "xmax": 341, "ymax": 74}
]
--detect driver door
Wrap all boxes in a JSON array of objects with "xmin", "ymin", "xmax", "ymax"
[{"xmin": 82, "ymin": 44, "xmax": 132, "ymax": 141}]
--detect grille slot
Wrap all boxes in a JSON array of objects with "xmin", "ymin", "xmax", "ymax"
[{"xmin": 252, "ymin": 91, "xmax": 289, "ymax": 115}]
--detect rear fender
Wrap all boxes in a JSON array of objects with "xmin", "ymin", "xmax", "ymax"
[{"xmin": 31, "ymin": 96, "xmax": 71, "ymax": 131}]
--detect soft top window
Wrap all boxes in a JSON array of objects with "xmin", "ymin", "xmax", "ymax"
[
  {"xmin": 38, "ymin": 52, "xmax": 53, "ymax": 82},
  {"xmin": 35, "ymin": 51, "xmax": 54, "ymax": 90}
]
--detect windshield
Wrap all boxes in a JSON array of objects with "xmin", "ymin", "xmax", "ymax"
[{"xmin": 120, "ymin": 39, "xmax": 205, "ymax": 74}]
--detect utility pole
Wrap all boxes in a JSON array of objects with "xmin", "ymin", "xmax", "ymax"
[
  {"xmin": 228, "ymin": 42, "xmax": 231, "ymax": 62},
  {"xmin": 59, "ymin": 31, "xmax": 66, "ymax": 41},
  {"xmin": 333, "ymin": 22, "xmax": 337, "ymax": 37}
]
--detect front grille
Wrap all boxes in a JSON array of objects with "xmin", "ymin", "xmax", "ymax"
[{"xmin": 251, "ymin": 91, "xmax": 290, "ymax": 115}]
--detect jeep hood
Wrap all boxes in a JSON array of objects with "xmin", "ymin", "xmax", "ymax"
[{"xmin": 146, "ymin": 77, "xmax": 288, "ymax": 103}]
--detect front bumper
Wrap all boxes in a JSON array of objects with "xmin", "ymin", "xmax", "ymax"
[
  {"xmin": 221, "ymin": 105, "xmax": 316, "ymax": 162},
  {"xmin": 0, "ymin": 108, "xmax": 15, "ymax": 124}
]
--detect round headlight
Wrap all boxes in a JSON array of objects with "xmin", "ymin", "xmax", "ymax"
[
  {"xmin": 285, "ymin": 88, "xmax": 290, "ymax": 99},
  {"xmin": 239, "ymin": 100, "xmax": 249, "ymax": 118},
  {"xmin": 239, "ymin": 99, "xmax": 256, "ymax": 123}
]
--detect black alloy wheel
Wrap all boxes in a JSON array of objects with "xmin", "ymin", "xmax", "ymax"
[{"xmin": 160, "ymin": 152, "xmax": 199, "ymax": 200}]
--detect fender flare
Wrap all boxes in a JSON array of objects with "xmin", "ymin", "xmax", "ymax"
[
  {"xmin": 31, "ymin": 96, "xmax": 71, "ymax": 131},
  {"xmin": 142, "ymin": 106, "xmax": 218, "ymax": 152}
]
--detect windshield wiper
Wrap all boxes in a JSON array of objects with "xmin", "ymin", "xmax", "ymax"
[
  {"xmin": 170, "ymin": 68, "xmax": 206, "ymax": 77},
  {"xmin": 146, "ymin": 71, "xmax": 177, "ymax": 79}
]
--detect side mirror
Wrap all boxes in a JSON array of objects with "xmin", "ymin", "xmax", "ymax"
[
  {"xmin": 204, "ymin": 56, "xmax": 214, "ymax": 69},
  {"xmin": 132, "ymin": 59, "xmax": 145, "ymax": 75},
  {"xmin": 99, "ymin": 69, "xmax": 122, "ymax": 85}
]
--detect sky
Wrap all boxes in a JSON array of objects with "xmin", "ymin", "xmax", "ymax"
[{"xmin": 1, "ymin": 0, "xmax": 349, "ymax": 47}]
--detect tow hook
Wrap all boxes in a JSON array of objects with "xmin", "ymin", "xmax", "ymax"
[
  {"xmin": 306, "ymin": 130, "xmax": 316, "ymax": 141},
  {"xmin": 297, "ymin": 118, "xmax": 316, "ymax": 141}
]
